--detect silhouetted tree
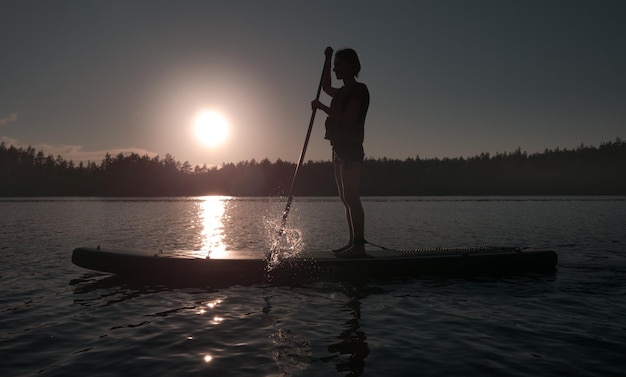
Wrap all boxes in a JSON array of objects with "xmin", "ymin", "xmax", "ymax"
[{"xmin": 1, "ymin": 139, "xmax": 625, "ymax": 196}]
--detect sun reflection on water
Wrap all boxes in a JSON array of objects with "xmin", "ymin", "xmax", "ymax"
[
  {"xmin": 194, "ymin": 196, "xmax": 229, "ymax": 259},
  {"xmin": 207, "ymin": 299, "xmax": 222, "ymax": 308},
  {"xmin": 210, "ymin": 316, "xmax": 224, "ymax": 325},
  {"xmin": 194, "ymin": 298, "xmax": 224, "ymax": 365}
]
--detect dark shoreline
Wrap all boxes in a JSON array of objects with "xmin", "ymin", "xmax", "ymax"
[{"xmin": 2, "ymin": 139, "xmax": 625, "ymax": 197}]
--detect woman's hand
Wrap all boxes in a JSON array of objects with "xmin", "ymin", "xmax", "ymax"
[
  {"xmin": 311, "ymin": 99, "xmax": 322, "ymax": 111},
  {"xmin": 311, "ymin": 99, "xmax": 329, "ymax": 114},
  {"xmin": 324, "ymin": 46, "xmax": 334, "ymax": 59}
]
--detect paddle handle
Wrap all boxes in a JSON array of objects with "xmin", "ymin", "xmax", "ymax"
[{"xmin": 271, "ymin": 51, "xmax": 328, "ymax": 256}]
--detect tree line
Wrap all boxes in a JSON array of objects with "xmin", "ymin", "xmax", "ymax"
[{"xmin": 1, "ymin": 138, "xmax": 624, "ymax": 196}]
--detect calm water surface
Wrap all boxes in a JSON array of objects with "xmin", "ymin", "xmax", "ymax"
[{"xmin": 1, "ymin": 196, "xmax": 625, "ymax": 376}]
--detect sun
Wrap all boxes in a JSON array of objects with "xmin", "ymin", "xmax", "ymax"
[{"xmin": 194, "ymin": 111, "xmax": 229, "ymax": 147}]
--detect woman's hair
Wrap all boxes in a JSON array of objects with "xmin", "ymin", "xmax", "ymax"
[{"xmin": 335, "ymin": 48, "xmax": 361, "ymax": 77}]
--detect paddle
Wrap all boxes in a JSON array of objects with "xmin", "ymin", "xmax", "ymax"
[{"xmin": 268, "ymin": 49, "xmax": 329, "ymax": 261}]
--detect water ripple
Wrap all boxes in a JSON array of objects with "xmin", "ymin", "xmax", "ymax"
[{"xmin": 1, "ymin": 197, "xmax": 625, "ymax": 376}]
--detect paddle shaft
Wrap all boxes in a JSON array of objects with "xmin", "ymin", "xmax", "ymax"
[{"xmin": 274, "ymin": 56, "xmax": 326, "ymax": 247}]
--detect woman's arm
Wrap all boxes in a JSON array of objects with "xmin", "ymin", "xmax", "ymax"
[
  {"xmin": 313, "ymin": 98, "xmax": 361, "ymax": 125},
  {"xmin": 321, "ymin": 47, "xmax": 338, "ymax": 97}
]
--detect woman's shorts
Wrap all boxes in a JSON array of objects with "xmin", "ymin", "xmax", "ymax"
[{"xmin": 332, "ymin": 142, "xmax": 364, "ymax": 163}]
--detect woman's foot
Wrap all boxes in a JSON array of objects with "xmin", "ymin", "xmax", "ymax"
[
  {"xmin": 332, "ymin": 244, "xmax": 352, "ymax": 255},
  {"xmin": 336, "ymin": 243, "xmax": 367, "ymax": 258}
]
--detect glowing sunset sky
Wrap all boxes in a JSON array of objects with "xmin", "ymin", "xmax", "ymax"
[{"xmin": 1, "ymin": 1, "xmax": 624, "ymax": 167}]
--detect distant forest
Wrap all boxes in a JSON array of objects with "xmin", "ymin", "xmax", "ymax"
[{"xmin": 1, "ymin": 139, "xmax": 625, "ymax": 196}]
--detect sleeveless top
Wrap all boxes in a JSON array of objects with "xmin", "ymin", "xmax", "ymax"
[{"xmin": 324, "ymin": 82, "xmax": 369, "ymax": 146}]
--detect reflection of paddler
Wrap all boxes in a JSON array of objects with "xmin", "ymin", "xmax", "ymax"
[
  {"xmin": 311, "ymin": 46, "xmax": 370, "ymax": 258},
  {"xmin": 327, "ymin": 292, "xmax": 369, "ymax": 374}
]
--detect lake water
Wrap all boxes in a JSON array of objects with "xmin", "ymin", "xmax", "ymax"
[{"xmin": 1, "ymin": 196, "xmax": 625, "ymax": 376}]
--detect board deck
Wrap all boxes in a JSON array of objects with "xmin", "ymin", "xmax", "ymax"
[{"xmin": 72, "ymin": 246, "xmax": 558, "ymax": 285}]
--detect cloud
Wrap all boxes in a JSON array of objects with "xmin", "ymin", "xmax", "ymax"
[
  {"xmin": 0, "ymin": 113, "xmax": 17, "ymax": 126},
  {"xmin": 0, "ymin": 135, "xmax": 19, "ymax": 145},
  {"xmin": 35, "ymin": 143, "xmax": 159, "ymax": 164}
]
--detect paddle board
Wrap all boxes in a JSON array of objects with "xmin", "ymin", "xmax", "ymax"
[{"xmin": 71, "ymin": 246, "xmax": 557, "ymax": 285}]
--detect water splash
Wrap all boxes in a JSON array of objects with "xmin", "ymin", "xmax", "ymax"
[
  {"xmin": 277, "ymin": 228, "xmax": 304, "ymax": 258},
  {"xmin": 265, "ymin": 216, "xmax": 304, "ymax": 270}
]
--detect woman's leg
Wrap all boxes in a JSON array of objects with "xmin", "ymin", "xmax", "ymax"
[
  {"xmin": 333, "ymin": 154, "xmax": 353, "ymax": 252},
  {"xmin": 337, "ymin": 159, "xmax": 365, "ymax": 256}
]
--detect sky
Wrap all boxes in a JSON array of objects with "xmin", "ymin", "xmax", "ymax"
[{"xmin": 1, "ymin": 0, "xmax": 624, "ymax": 168}]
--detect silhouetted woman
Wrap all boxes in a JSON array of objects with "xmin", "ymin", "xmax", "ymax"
[{"xmin": 312, "ymin": 47, "xmax": 370, "ymax": 257}]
